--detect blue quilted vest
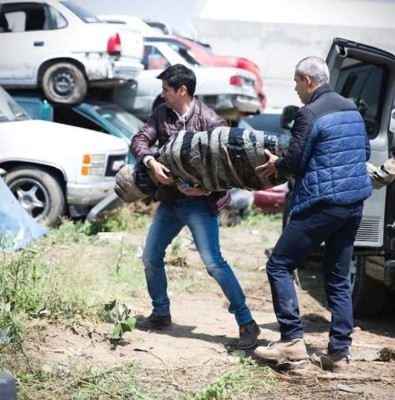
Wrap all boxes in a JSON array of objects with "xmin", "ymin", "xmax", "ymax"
[{"xmin": 290, "ymin": 109, "xmax": 372, "ymax": 216}]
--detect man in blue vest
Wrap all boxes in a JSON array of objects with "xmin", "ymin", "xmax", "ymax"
[{"xmin": 254, "ymin": 56, "xmax": 372, "ymax": 372}]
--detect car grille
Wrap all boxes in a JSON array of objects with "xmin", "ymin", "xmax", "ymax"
[{"xmin": 105, "ymin": 155, "xmax": 126, "ymax": 177}]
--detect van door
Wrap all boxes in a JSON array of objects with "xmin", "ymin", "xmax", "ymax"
[{"xmin": 327, "ymin": 37, "xmax": 395, "ymax": 248}]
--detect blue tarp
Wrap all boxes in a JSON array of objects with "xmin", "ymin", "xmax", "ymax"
[{"xmin": 0, "ymin": 177, "xmax": 47, "ymax": 252}]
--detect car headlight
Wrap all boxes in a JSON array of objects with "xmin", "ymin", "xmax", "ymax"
[{"xmin": 81, "ymin": 154, "xmax": 106, "ymax": 176}]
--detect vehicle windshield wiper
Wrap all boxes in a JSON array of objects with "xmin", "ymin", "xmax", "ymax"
[{"xmin": 14, "ymin": 111, "xmax": 27, "ymax": 121}]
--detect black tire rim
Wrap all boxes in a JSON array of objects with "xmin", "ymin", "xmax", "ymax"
[
  {"xmin": 8, "ymin": 177, "xmax": 50, "ymax": 221},
  {"xmin": 51, "ymin": 70, "xmax": 75, "ymax": 96}
]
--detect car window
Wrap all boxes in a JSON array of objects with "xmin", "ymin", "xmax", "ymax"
[
  {"xmin": 143, "ymin": 45, "xmax": 171, "ymax": 70},
  {"xmin": 15, "ymin": 99, "xmax": 43, "ymax": 119},
  {"xmin": 0, "ymin": 87, "xmax": 30, "ymax": 122},
  {"xmin": 53, "ymin": 103, "xmax": 143, "ymax": 141},
  {"xmin": 0, "ymin": 3, "xmax": 67, "ymax": 32},
  {"xmin": 167, "ymin": 43, "xmax": 201, "ymax": 66},
  {"xmin": 96, "ymin": 106, "xmax": 144, "ymax": 140},
  {"xmin": 0, "ymin": 11, "xmax": 11, "ymax": 32},
  {"xmin": 334, "ymin": 58, "xmax": 386, "ymax": 139},
  {"xmin": 53, "ymin": 107, "xmax": 106, "ymax": 133},
  {"xmin": 49, "ymin": 5, "xmax": 67, "ymax": 29}
]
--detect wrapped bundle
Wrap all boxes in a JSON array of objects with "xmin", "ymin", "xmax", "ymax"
[
  {"xmin": 115, "ymin": 127, "xmax": 291, "ymax": 202},
  {"xmin": 159, "ymin": 127, "xmax": 290, "ymax": 191},
  {"xmin": 114, "ymin": 163, "xmax": 158, "ymax": 202}
]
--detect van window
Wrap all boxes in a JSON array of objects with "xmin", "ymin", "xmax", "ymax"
[{"xmin": 334, "ymin": 58, "xmax": 386, "ymax": 139}]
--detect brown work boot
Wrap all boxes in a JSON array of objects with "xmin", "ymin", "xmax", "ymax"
[
  {"xmin": 254, "ymin": 338, "xmax": 308, "ymax": 363},
  {"xmin": 236, "ymin": 320, "xmax": 261, "ymax": 350},
  {"xmin": 311, "ymin": 353, "xmax": 350, "ymax": 372},
  {"xmin": 135, "ymin": 314, "xmax": 172, "ymax": 330}
]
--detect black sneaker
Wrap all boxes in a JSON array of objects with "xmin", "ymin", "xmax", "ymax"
[
  {"xmin": 135, "ymin": 314, "xmax": 172, "ymax": 330},
  {"xmin": 236, "ymin": 320, "xmax": 261, "ymax": 350}
]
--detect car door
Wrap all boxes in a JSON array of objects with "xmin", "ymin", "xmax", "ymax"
[
  {"xmin": 327, "ymin": 38, "xmax": 395, "ymax": 248},
  {"xmin": 0, "ymin": 2, "xmax": 68, "ymax": 85}
]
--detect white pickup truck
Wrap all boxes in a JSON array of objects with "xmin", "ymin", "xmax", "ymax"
[{"xmin": 0, "ymin": 86, "xmax": 128, "ymax": 226}]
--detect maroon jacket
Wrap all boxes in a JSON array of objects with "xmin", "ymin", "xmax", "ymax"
[{"xmin": 130, "ymin": 100, "xmax": 231, "ymax": 214}]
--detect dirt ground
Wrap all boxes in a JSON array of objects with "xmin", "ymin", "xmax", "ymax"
[{"xmin": 24, "ymin": 220, "xmax": 395, "ymax": 399}]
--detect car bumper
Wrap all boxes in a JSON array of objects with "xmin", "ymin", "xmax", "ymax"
[
  {"xmin": 253, "ymin": 186, "xmax": 288, "ymax": 213},
  {"xmin": 82, "ymin": 53, "xmax": 143, "ymax": 83},
  {"xmin": 112, "ymin": 59, "xmax": 144, "ymax": 81},
  {"xmin": 232, "ymin": 95, "xmax": 261, "ymax": 114},
  {"xmin": 197, "ymin": 94, "xmax": 260, "ymax": 114},
  {"xmin": 67, "ymin": 179, "xmax": 116, "ymax": 206}
]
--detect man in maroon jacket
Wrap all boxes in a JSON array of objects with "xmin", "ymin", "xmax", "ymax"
[{"xmin": 131, "ymin": 64, "xmax": 260, "ymax": 349}]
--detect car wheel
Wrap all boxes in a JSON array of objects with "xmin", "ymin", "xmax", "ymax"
[
  {"xmin": 42, "ymin": 63, "xmax": 87, "ymax": 104},
  {"xmin": 5, "ymin": 168, "xmax": 65, "ymax": 227},
  {"xmin": 350, "ymin": 255, "xmax": 387, "ymax": 316}
]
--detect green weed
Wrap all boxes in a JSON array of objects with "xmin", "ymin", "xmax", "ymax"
[
  {"xmin": 13, "ymin": 359, "xmax": 147, "ymax": 400},
  {"xmin": 187, "ymin": 358, "xmax": 277, "ymax": 400},
  {"xmin": 47, "ymin": 218, "xmax": 98, "ymax": 244},
  {"xmin": 103, "ymin": 300, "xmax": 136, "ymax": 340},
  {"xmin": 0, "ymin": 248, "xmax": 46, "ymax": 343},
  {"xmin": 0, "ymin": 205, "xmax": 283, "ymax": 399},
  {"xmin": 241, "ymin": 207, "xmax": 282, "ymax": 227}
]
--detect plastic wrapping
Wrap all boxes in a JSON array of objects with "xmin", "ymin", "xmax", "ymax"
[
  {"xmin": 0, "ymin": 177, "xmax": 47, "ymax": 252},
  {"xmin": 115, "ymin": 127, "xmax": 291, "ymax": 202},
  {"xmin": 159, "ymin": 127, "xmax": 290, "ymax": 191}
]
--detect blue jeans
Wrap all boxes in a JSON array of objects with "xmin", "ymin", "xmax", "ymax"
[
  {"xmin": 142, "ymin": 196, "xmax": 253, "ymax": 326},
  {"xmin": 266, "ymin": 201, "xmax": 363, "ymax": 356}
]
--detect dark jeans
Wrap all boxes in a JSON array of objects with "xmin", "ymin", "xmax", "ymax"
[{"xmin": 266, "ymin": 201, "xmax": 363, "ymax": 356}]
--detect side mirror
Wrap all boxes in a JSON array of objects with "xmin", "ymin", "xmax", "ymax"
[{"xmin": 281, "ymin": 105, "xmax": 299, "ymax": 130}]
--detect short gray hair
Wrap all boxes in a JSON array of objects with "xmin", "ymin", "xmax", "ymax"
[{"xmin": 295, "ymin": 56, "xmax": 330, "ymax": 85}]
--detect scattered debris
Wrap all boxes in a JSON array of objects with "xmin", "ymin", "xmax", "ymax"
[
  {"xmin": 134, "ymin": 342, "xmax": 154, "ymax": 352},
  {"xmin": 352, "ymin": 346, "xmax": 394, "ymax": 362},
  {"xmin": 337, "ymin": 384, "xmax": 364, "ymax": 394}
]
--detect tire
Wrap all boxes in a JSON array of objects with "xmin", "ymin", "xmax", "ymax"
[
  {"xmin": 42, "ymin": 62, "xmax": 87, "ymax": 104},
  {"xmin": 5, "ymin": 168, "xmax": 65, "ymax": 227},
  {"xmin": 350, "ymin": 255, "xmax": 387, "ymax": 316}
]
